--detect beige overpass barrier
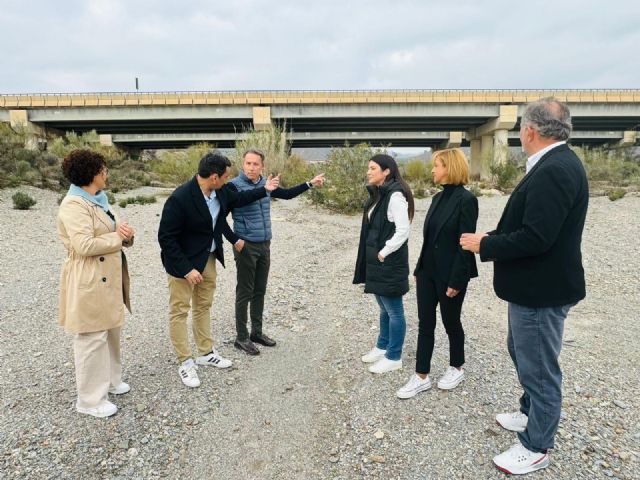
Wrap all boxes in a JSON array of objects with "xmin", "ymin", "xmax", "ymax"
[{"xmin": 2, "ymin": 89, "xmax": 640, "ymax": 108}]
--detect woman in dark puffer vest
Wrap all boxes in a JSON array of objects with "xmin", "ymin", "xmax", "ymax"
[{"xmin": 354, "ymin": 154, "xmax": 414, "ymax": 374}]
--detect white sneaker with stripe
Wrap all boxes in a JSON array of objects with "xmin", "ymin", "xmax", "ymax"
[
  {"xmin": 196, "ymin": 349, "xmax": 232, "ymax": 369},
  {"xmin": 178, "ymin": 359, "xmax": 200, "ymax": 388}
]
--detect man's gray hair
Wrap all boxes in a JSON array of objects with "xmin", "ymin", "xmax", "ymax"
[
  {"xmin": 243, "ymin": 148, "xmax": 265, "ymax": 162},
  {"xmin": 521, "ymin": 97, "xmax": 572, "ymax": 141}
]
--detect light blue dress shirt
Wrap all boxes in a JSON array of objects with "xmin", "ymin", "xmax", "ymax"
[{"xmin": 203, "ymin": 190, "xmax": 220, "ymax": 252}]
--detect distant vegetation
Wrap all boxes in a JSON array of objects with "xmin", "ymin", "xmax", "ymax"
[
  {"xmin": 118, "ymin": 195, "xmax": 157, "ymax": 208},
  {"xmin": 233, "ymin": 125, "xmax": 312, "ymax": 188},
  {"xmin": 149, "ymin": 143, "xmax": 211, "ymax": 185},
  {"xmin": 1, "ymin": 124, "xmax": 638, "ymax": 213},
  {"xmin": 308, "ymin": 143, "xmax": 386, "ymax": 213},
  {"xmin": 0, "ymin": 125, "xmax": 156, "ymax": 191}
]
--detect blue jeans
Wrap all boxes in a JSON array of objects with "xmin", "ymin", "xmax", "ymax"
[
  {"xmin": 374, "ymin": 295, "xmax": 406, "ymax": 361},
  {"xmin": 508, "ymin": 302, "xmax": 573, "ymax": 453}
]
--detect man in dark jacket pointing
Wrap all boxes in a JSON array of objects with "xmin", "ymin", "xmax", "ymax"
[{"xmin": 158, "ymin": 151, "xmax": 279, "ymax": 388}]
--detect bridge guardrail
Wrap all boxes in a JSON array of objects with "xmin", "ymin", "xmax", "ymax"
[{"xmin": 1, "ymin": 89, "xmax": 640, "ymax": 108}]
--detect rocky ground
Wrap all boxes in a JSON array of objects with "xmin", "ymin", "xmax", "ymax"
[{"xmin": 0, "ymin": 186, "xmax": 638, "ymax": 479}]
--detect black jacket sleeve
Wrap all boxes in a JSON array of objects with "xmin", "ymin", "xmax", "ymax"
[
  {"xmin": 270, "ymin": 182, "xmax": 311, "ymax": 200},
  {"xmin": 223, "ymin": 183, "xmax": 268, "ymax": 210},
  {"xmin": 218, "ymin": 214, "xmax": 239, "ymax": 245},
  {"xmin": 480, "ymin": 162, "xmax": 579, "ymax": 262},
  {"xmin": 158, "ymin": 195, "xmax": 193, "ymax": 278},
  {"xmin": 448, "ymin": 194, "xmax": 479, "ymax": 290}
]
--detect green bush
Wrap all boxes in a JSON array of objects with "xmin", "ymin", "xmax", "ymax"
[
  {"xmin": 49, "ymin": 131, "xmax": 129, "ymax": 166},
  {"xmin": 233, "ymin": 126, "xmax": 314, "ymax": 188},
  {"xmin": 234, "ymin": 126, "xmax": 289, "ymax": 181},
  {"xmin": 575, "ymin": 146, "xmax": 640, "ymax": 187},
  {"xmin": 0, "ymin": 124, "xmax": 61, "ymax": 188},
  {"xmin": 0, "ymin": 125, "xmax": 159, "ymax": 192},
  {"xmin": 15, "ymin": 160, "xmax": 32, "ymax": 177},
  {"xmin": 6, "ymin": 175, "xmax": 21, "ymax": 188},
  {"xmin": 118, "ymin": 195, "xmax": 157, "ymax": 208},
  {"xmin": 108, "ymin": 160, "xmax": 155, "ymax": 191},
  {"xmin": 12, "ymin": 191, "xmax": 37, "ymax": 210},
  {"xmin": 280, "ymin": 153, "xmax": 312, "ymax": 187},
  {"xmin": 607, "ymin": 188, "xmax": 626, "ymax": 201},
  {"xmin": 489, "ymin": 158, "xmax": 523, "ymax": 191},
  {"xmin": 150, "ymin": 143, "xmax": 212, "ymax": 185},
  {"xmin": 308, "ymin": 143, "xmax": 386, "ymax": 214},
  {"xmin": 403, "ymin": 159, "xmax": 429, "ymax": 183}
]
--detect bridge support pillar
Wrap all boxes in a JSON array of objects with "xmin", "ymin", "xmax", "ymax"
[
  {"xmin": 493, "ymin": 128, "xmax": 509, "ymax": 165},
  {"xmin": 469, "ymin": 139, "xmax": 482, "ymax": 179},
  {"xmin": 99, "ymin": 134, "xmax": 114, "ymax": 147},
  {"xmin": 468, "ymin": 105, "xmax": 518, "ymax": 180},
  {"xmin": 253, "ymin": 106, "xmax": 272, "ymax": 131},
  {"xmin": 438, "ymin": 131, "xmax": 463, "ymax": 150},
  {"xmin": 9, "ymin": 110, "xmax": 47, "ymax": 150},
  {"xmin": 619, "ymin": 130, "xmax": 637, "ymax": 147},
  {"xmin": 480, "ymin": 134, "xmax": 494, "ymax": 179}
]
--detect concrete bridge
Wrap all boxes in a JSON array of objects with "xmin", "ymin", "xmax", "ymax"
[{"xmin": 2, "ymin": 90, "xmax": 639, "ymax": 175}]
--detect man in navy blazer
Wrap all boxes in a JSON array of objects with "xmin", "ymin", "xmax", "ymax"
[
  {"xmin": 158, "ymin": 151, "xmax": 279, "ymax": 388},
  {"xmin": 461, "ymin": 98, "xmax": 588, "ymax": 475}
]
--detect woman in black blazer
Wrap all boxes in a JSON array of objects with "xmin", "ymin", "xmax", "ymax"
[{"xmin": 397, "ymin": 148, "xmax": 478, "ymax": 399}]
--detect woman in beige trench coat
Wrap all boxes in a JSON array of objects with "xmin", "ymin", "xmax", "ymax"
[{"xmin": 57, "ymin": 149, "xmax": 134, "ymax": 418}]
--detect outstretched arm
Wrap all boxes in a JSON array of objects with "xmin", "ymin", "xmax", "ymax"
[{"xmin": 271, "ymin": 173, "xmax": 325, "ymax": 200}]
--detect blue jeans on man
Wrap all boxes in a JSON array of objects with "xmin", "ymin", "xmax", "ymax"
[
  {"xmin": 507, "ymin": 302, "xmax": 573, "ymax": 453},
  {"xmin": 374, "ymin": 295, "xmax": 406, "ymax": 361}
]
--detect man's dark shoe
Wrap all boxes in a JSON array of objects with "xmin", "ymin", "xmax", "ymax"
[
  {"xmin": 234, "ymin": 339, "xmax": 260, "ymax": 356},
  {"xmin": 250, "ymin": 333, "xmax": 277, "ymax": 347}
]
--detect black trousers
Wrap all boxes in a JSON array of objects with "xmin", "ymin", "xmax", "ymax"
[
  {"xmin": 233, "ymin": 240, "xmax": 270, "ymax": 341},
  {"xmin": 415, "ymin": 270, "xmax": 467, "ymax": 374}
]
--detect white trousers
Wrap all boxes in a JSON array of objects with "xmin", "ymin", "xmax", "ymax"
[{"xmin": 73, "ymin": 327, "xmax": 122, "ymax": 409}]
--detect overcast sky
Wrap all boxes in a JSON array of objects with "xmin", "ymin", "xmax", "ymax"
[{"xmin": 1, "ymin": 0, "xmax": 639, "ymax": 94}]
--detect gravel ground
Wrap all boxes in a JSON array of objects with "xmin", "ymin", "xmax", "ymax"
[{"xmin": 0, "ymin": 186, "xmax": 638, "ymax": 479}]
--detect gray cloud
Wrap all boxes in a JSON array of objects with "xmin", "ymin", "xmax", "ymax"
[{"xmin": 1, "ymin": 0, "xmax": 638, "ymax": 93}]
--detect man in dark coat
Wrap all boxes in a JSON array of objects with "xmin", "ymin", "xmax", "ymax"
[
  {"xmin": 158, "ymin": 152, "xmax": 279, "ymax": 388},
  {"xmin": 461, "ymin": 98, "xmax": 588, "ymax": 475}
]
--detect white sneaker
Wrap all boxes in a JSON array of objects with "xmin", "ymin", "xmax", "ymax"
[
  {"xmin": 76, "ymin": 400, "xmax": 118, "ymax": 418},
  {"xmin": 361, "ymin": 347, "xmax": 386, "ymax": 363},
  {"xmin": 493, "ymin": 442, "xmax": 549, "ymax": 475},
  {"xmin": 196, "ymin": 349, "xmax": 232, "ymax": 369},
  {"xmin": 496, "ymin": 411, "xmax": 528, "ymax": 432},
  {"xmin": 178, "ymin": 360, "xmax": 201, "ymax": 388},
  {"xmin": 437, "ymin": 366, "xmax": 465, "ymax": 390},
  {"xmin": 368, "ymin": 357, "xmax": 402, "ymax": 374},
  {"xmin": 396, "ymin": 374, "xmax": 432, "ymax": 399},
  {"xmin": 108, "ymin": 382, "xmax": 130, "ymax": 395}
]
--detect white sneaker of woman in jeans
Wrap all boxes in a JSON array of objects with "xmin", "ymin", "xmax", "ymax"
[{"xmin": 397, "ymin": 373, "xmax": 432, "ymax": 399}]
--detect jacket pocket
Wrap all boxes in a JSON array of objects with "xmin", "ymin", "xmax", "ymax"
[{"xmin": 76, "ymin": 255, "xmax": 118, "ymax": 290}]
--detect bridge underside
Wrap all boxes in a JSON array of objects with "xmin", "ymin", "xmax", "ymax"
[
  {"xmin": 24, "ymin": 116, "xmax": 640, "ymax": 149},
  {"xmin": 104, "ymin": 130, "xmax": 632, "ymax": 150},
  {"xmin": 2, "ymin": 93, "xmax": 639, "ymax": 180}
]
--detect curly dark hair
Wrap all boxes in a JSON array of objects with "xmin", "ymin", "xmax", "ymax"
[{"xmin": 61, "ymin": 149, "xmax": 107, "ymax": 186}]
